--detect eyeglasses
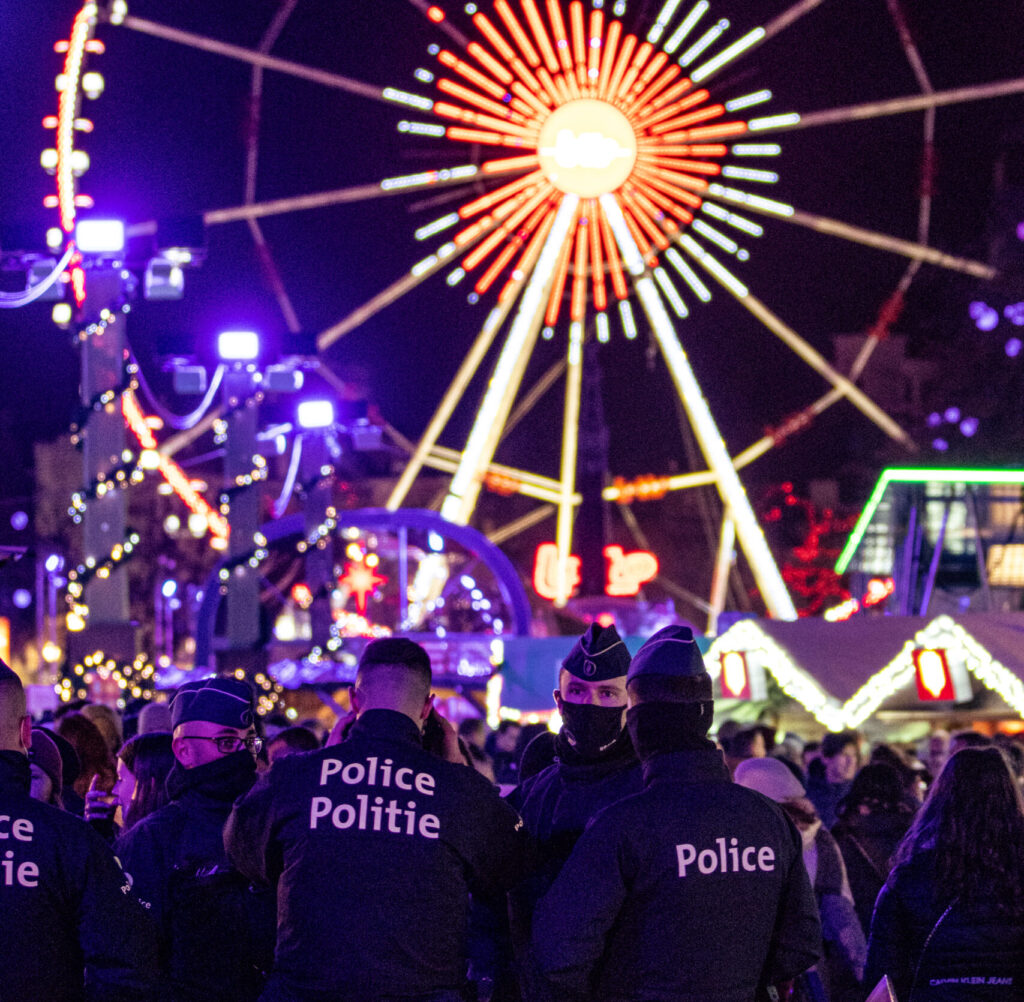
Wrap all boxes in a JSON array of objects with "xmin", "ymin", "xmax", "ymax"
[{"xmin": 182, "ymin": 734, "xmax": 263, "ymax": 755}]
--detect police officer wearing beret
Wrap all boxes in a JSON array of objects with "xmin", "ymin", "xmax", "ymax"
[
  {"xmin": 534, "ymin": 624, "xmax": 822, "ymax": 1002},
  {"xmin": 0, "ymin": 662, "xmax": 157, "ymax": 1001},
  {"xmin": 225, "ymin": 637, "xmax": 531, "ymax": 1002},
  {"xmin": 115, "ymin": 677, "xmax": 276, "ymax": 1002},
  {"xmin": 505, "ymin": 622, "xmax": 642, "ymax": 1001}
]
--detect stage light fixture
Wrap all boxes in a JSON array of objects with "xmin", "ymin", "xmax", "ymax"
[
  {"xmin": 217, "ymin": 330, "xmax": 260, "ymax": 361},
  {"xmin": 297, "ymin": 400, "xmax": 335, "ymax": 429},
  {"xmin": 75, "ymin": 219, "xmax": 124, "ymax": 254}
]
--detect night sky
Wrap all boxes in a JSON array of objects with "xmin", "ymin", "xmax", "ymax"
[{"xmin": 1, "ymin": 0, "xmax": 1022, "ymax": 529}]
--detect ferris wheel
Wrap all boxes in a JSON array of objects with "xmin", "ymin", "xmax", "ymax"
[{"xmin": 45, "ymin": 0, "xmax": 1023, "ymax": 626}]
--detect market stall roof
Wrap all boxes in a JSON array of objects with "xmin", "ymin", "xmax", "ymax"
[{"xmin": 708, "ymin": 613, "xmax": 1024, "ymax": 731}]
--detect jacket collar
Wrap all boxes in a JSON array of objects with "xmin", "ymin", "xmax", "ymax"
[
  {"xmin": 0, "ymin": 749, "xmax": 31, "ymax": 794},
  {"xmin": 348, "ymin": 708, "xmax": 424, "ymax": 746},
  {"xmin": 641, "ymin": 747, "xmax": 731, "ymax": 787}
]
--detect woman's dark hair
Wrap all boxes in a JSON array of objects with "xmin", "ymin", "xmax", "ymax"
[
  {"xmin": 837, "ymin": 762, "xmax": 909, "ymax": 818},
  {"xmin": 57, "ymin": 711, "xmax": 116, "ymax": 799},
  {"xmin": 894, "ymin": 747, "xmax": 1024, "ymax": 912},
  {"xmin": 118, "ymin": 732, "xmax": 174, "ymax": 831}
]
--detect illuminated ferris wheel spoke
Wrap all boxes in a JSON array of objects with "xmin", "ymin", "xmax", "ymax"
[
  {"xmin": 486, "ymin": 505, "xmax": 557, "ymax": 547},
  {"xmin": 673, "ymin": 231, "xmax": 915, "ymax": 448},
  {"xmin": 749, "ymin": 76, "xmax": 1024, "ymax": 136},
  {"xmin": 702, "ymin": 184, "xmax": 997, "ymax": 279},
  {"xmin": 117, "ymin": 15, "xmax": 390, "ymax": 103},
  {"xmin": 440, "ymin": 195, "xmax": 580, "ymax": 526},
  {"xmin": 601, "ymin": 193, "xmax": 797, "ymax": 620},
  {"xmin": 554, "ymin": 318, "xmax": 585, "ymax": 605}
]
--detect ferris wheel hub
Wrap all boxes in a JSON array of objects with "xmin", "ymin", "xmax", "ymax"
[{"xmin": 537, "ymin": 98, "xmax": 637, "ymax": 198}]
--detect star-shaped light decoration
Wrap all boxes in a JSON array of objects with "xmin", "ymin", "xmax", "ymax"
[{"xmin": 338, "ymin": 559, "xmax": 388, "ymax": 614}]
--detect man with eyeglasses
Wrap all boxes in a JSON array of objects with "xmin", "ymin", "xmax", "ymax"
[{"xmin": 115, "ymin": 676, "xmax": 276, "ymax": 1002}]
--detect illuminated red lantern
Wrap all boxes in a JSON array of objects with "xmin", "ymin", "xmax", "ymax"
[
  {"xmin": 720, "ymin": 650, "xmax": 751, "ymax": 699},
  {"xmin": 913, "ymin": 648, "xmax": 962, "ymax": 702}
]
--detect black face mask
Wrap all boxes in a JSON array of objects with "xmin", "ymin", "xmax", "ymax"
[
  {"xmin": 558, "ymin": 701, "xmax": 627, "ymax": 760},
  {"xmin": 626, "ymin": 701, "xmax": 715, "ymax": 761}
]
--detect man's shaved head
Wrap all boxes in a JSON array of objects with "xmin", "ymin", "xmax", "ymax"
[
  {"xmin": 352, "ymin": 638, "xmax": 433, "ymax": 725},
  {"xmin": 0, "ymin": 665, "xmax": 30, "ymax": 754}
]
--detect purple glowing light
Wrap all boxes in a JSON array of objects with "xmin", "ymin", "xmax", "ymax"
[
  {"xmin": 926, "ymin": 412, "xmax": 942, "ymax": 428},
  {"xmin": 969, "ymin": 301, "xmax": 999, "ymax": 332},
  {"xmin": 1007, "ymin": 338, "xmax": 1023, "ymax": 358},
  {"xmin": 943, "ymin": 406, "xmax": 961, "ymax": 424},
  {"xmin": 217, "ymin": 330, "xmax": 260, "ymax": 361},
  {"xmin": 932, "ymin": 438, "xmax": 949, "ymax": 452},
  {"xmin": 297, "ymin": 399, "xmax": 335, "ymax": 429},
  {"xmin": 1004, "ymin": 302, "xmax": 1024, "ymax": 326},
  {"xmin": 959, "ymin": 417, "xmax": 979, "ymax": 438},
  {"xmin": 1017, "ymin": 221, "xmax": 1024, "ymax": 241}
]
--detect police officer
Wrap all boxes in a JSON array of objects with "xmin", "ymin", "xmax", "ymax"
[
  {"xmin": 506, "ymin": 622, "xmax": 642, "ymax": 1000},
  {"xmin": 114, "ymin": 677, "xmax": 276, "ymax": 1002},
  {"xmin": 225, "ymin": 637, "xmax": 530, "ymax": 1002},
  {"xmin": 534, "ymin": 624, "xmax": 822, "ymax": 1001},
  {"xmin": 0, "ymin": 662, "xmax": 157, "ymax": 1000}
]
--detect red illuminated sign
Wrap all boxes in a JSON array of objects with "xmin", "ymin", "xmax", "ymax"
[
  {"xmin": 913, "ymin": 648, "xmax": 956, "ymax": 701},
  {"xmin": 532, "ymin": 543, "xmax": 659, "ymax": 601},
  {"xmin": 719, "ymin": 651, "xmax": 751, "ymax": 699}
]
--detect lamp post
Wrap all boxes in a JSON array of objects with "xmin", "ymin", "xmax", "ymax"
[{"xmin": 297, "ymin": 400, "xmax": 335, "ymax": 651}]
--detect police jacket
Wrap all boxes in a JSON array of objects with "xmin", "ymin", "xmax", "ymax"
[
  {"xmin": 865, "ymin": 849, "xmax": 1024, "ymax": 1002},
  {"xmin": 114, "ymin": 751, "xmax": 275, "ymax": 1002},
  {"xmin": 533, "ymin": 747, "xmax": 822, "ymax": 1002},
  {"xmin": 0, "ymin": 749, "xmax": 157, "ymax": 1002},
  {"xmin": 507, "ymin": 730, "xmax": 642, "ymax": 1000},
  {"xmin": 225, "ymin": 708, "xmax": 530, "ymax": 1002}
]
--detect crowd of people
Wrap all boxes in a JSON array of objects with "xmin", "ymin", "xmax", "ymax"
[{"xmin": 2, "ymin": 624, "xmax": 1024, "ymax": 1001}]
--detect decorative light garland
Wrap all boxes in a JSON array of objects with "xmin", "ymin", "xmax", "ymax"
[
  {"xmin": 231, "ymin": 667, "xmax": 285, "ymax": 717},
  {"xmin": 65, "ymin": 530, "xmax": 141, "ymax": 618},
  {"xmin": 709, "ymin": 613, "xmax": 1024, "ymax": 729},
  {"xmin": 56, "ymin": 649, "xmax": 156, "ymax": 708},
  {"xmin": 68, "ymin": 453, "xmax": 144, "ymax": 522}
]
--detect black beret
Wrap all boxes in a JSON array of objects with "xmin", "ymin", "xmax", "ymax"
[
  {"xmin": 170, "ymin": 677, "xmax": 255, "ymax": 729},
  {"xmin": 627, "ymin": 625, "xmax": 709, "ymax": 685},
  {"xmin": 562, "ymin": 623, "xmax": 631, "ymax": 682}
]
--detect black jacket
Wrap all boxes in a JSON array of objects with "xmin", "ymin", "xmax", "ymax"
[
  {"xmin": 0, "ymin": 749, "xmax": 157, "ymax": 1002},
  {"xmin": 507, "ymin": 730, "xmax": 642, "ymax": 1001},
  {"xmin": 831, "ymin": 809, "xmax": 912, "ymax": 935},
  {"xmin": 225, "ymin": 708, "xmax": 531, "ymax": 1001},
  {"xmin": 113, "ymin": 751, "xmax": 275, "ymax": 1002},
  {"xmin": 865, "ymin": 849, "xmax": 1024, "ymax": 1001},
  {"xmin": 534, "ymin": 747, "xmax": 822, "ymax": 1002}
]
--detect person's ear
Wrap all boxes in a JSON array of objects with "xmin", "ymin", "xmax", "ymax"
[
  {"xmin": 349, "ymin": 687, "xmax": 362, "ymax": 715},
  {"xmin": 171, "ymin": 734, "xmax": 192, "ymax": 767},
  {"xmin": 552, "ymin": 689, "xmax": 563, "ymax": 712},
  {"xmin": 421, "ymin": 692, "xmax": 434, "ymax": 723},
  {"xmin": 20, "ymin": 715, "xmax": 32, "ymax": 754}
]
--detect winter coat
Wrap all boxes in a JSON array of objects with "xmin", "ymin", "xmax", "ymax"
[
  {"xmin": 224, "ymin": 708, "xmax": 531, "ymax": 1002},
  {"xmin": 0, "ymin": 749, "xmax": 157, "ymax": 1002},
  {"xmin": 506, "ymin": 728, "xmax": 643, "ymax": 1002},
  {"xmin": 832, "ymin": 809, "xmax": 912, "ymax": 934},
  {"xmin": 114, "ymin": 751, "xmax": 275, "ymax": 1002},
  {"xmin": 865, "ymin": 849, "xmax": 1024, "ymax": 1001},
  {"xmin": 533, "ymin": 747, "xmax": 822, "ymax": 1002}
]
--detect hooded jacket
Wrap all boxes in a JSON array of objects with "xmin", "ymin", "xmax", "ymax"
[{"xmin": 0, "ymin": 748, "xmax": 157, "ymax": 1002}]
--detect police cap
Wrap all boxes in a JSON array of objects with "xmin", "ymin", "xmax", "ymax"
[{"xmin": 561, "ymin": 623, "xmax": 631, "ymax": 682}]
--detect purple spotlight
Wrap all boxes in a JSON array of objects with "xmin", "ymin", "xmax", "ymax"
[
  {"xmin": 959, "ymin": 417, "xmax": 979, "ymax": 437},
  {"xmin": 943, "ymin": 406, "xmax": 961, "ymax": 424},
  {"xmin": 932, "ymin": 438, "xmax": 949, "ymax": 452},
  {"xmin": 217, "ymin": 330, "xmax": 260, "ymax": 361},
  {"xmin": 926, "ymin": 412, "xmax": 942, "ymax": 428},
  {"xmin": 297, "ymin": 399, "xmax": 335, "ymax": 429},
  {"xmin": 44, "ymin": 554, "xmax": 64, "ymax": 574},
  {"xmin": 1007, "ymin": 337, "xmax": 1023, "ymax": 358},
  {"xmin": 1004, "ymin": 302, "xmax": 1024, "ymax": 326},
  {"xmin": 1017, "ymin": 221, "xmax": 1024, "ymax": 241},
  {"xmin": 9, "ymin": 511, "xmax": 27, "ymax": 531},
  {"xmin": 12, "ymin": 589, "xmax": 31, "ymax": 610},
  {"xmin": 974, "ymin": 306, "xmax": 1000, "ymax": 332}
]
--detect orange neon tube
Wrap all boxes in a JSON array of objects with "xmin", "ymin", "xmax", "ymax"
[
  {"xmin": 569, "ymin": 2, "xmax": 587, "ymax": 74},
  {"xmin": 459, "ymin": 169, "xmax": 546, "ymax": 218},
  {"xmin": 495, "ymin": 0, "xmax": 541, "ymax": 66},
  {"xmin": 467, "ymin": 42, "xmax": 514, "ymax": 84},
  {"xmin": 473, "ymin": 12, "xmax": 518, "ymax": 62},
  {"xmin": 482, "ymin": 154, "xmax": 541, "ymax": 174},
  {"xmin": 619, "ymin": 200, "xmax": 659, "ymax": 264},
  {"xmin": 546, "ymin": 0, "xmax": 574, "ymax": 74},
  {"xmin": 633, "ymin": 179, "xmax": 695, "ymax": 225},
  {"xmin": 545, "ymin": 208, "xmax": 580, "ymax": 326},
  {"xmin": 499, "ymin": 202, "xmax": 558, "ymax": 302},
  {"xmin": 621, "ymin": 191, "xmax": 671, "ymax": 250},
  {"xmin": 597, "ymin": 19, "xmax": 621, "ymax": 99},
  {"xmin": 628, "ymin": 64, "xmax": 682, "ymax": 118},
  {"xmin": 587, "ymin": 10, "xmax": 604, "ymax": 90},
  {"xmin": 475, "ymin": 198, "xmax": 552, "ymax": 293},
  {"xmin": 634, "ymin": 164, "xmax": 707, "ymax": 198},
  {"xmin": 521, "ymin": 0, "xmax": 559, "ymax": 72},
  {"xmin": 606, "ymin": 34, "xmax": 637, "ymax": 105},
  {"xmin": 570, "ymin": 220, "xmax": 589, "ymax": 321},
  {"xmin": 437, "ymin": 79, "xmax": 529, "ymax": 123},
  {"xmin": 632, "ymin": 167, "xmax": 705, "ymax": 207},
  {"xmin": 598, "ymin": 211, "xmax": 629, "ymax": 300},
  {"xmin": 588, "ymin": 198, "xmax": 607, "ymax": 311},
  {"xmin": 463, "ymin": 185, "xmax": 552, "ymax": 269},
  {"xmin": 533, "ymin": 67, "xmax": 565, "ymax": 107},
  {"xmin": 685, "ymin": 121, "xmax": 748, "ymax": 141},
  {"xmin": 616, "ymin": 41, "xmax": 653, "ymax": 102},
  {"xmin": 652, "ymin": 103, "xmax": 726, "ymax": 134},
  {"xmin": 438, "ymin": 51, "xmax": 508, "ymax": 101}
]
